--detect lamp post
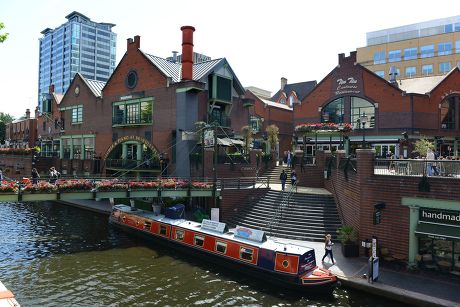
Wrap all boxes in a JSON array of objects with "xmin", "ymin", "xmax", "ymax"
[
  {"xmin": 361, "ymin": 113, "xmax": 368, "ymax": 149},
  {"xmin": 338, "ymin": 123, "xmax": 344, "ymax": 150}
]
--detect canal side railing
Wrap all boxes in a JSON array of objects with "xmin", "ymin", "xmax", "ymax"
[{"xmin": 374, "ymin": 159, "xmax": 460, "ymax": 178}]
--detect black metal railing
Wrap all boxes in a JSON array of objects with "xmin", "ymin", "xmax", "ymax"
[
  {"xmin": 374, "ymin": 159, "xmax": 460, "ymax": 178},
  {"xmin": 217, "ymin": 154, "xmax": 250, "ymax": 164},
  {"xmin": 206, "ymin": 114, "xmax": 231, "ymax": 127}
]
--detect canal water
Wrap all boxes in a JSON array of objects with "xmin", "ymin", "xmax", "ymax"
[{"xmin": 0, "ymin": 202, "xmax": 410, "ymax": 306}]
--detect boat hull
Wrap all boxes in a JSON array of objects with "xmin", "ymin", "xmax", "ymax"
[{"xmin": 110, "ymin": 217, "xmax": 337, "ymax": 294}]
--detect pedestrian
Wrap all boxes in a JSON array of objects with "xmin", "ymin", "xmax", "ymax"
[
  {"xmin": 287, "ymin": 150, "xmax": 292, "ymax": 168},
  {"xmin": 0, "ymin": 168, "xmax": 3, "ymax": 181},
  {"xmin": 426, "ymin": 149, "xmax": 435, "ymax": 176},
  {"xmin": 322, "ymin": 234, "xmax": 335, "ymax": 264},
  {"xmin": 49, "ymin": 166, "xmax": 60, "ymax": 184},
  {"xmin": 31, "ymin": 168, "xmax": 40, "ymax": 184},
  {"xmin": 291, "ymin": 170, "xmax": 297, "ymax": 191},
  {"xmin": 279, "ymin": 169, "xmax": 287, "ymax": 191}
]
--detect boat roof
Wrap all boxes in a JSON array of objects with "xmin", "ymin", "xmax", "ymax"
[{"xmin": 114, "ymin": 205, "xmax": 313, "ymax": 255}]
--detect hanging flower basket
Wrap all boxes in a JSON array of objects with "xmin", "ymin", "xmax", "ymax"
[
  {"xmin": 57, "ymin": 179, "xmax": 94, "ymax": 192},
  {"xmin": 0, "ymin": 180, "xmax": 19, "ymax": 194},
  {"xmin": 295, "ymin": 123, "xmax": 353, "ymax": 134},
  {"xmin": 22, "ymin": 181, "xmax": 58, "ymax": 193},
  {"xmin": 95, "ymin": 179, "xmax": 128, "ymax": 192},
  {"xmin": 129, "ymin": 180, "xmax": 161, "ymax": 190}
]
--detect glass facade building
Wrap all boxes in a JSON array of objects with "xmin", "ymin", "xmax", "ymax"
[{"xmin": 38, "ymin": 12, "xmax": 116, "ymax": 110}]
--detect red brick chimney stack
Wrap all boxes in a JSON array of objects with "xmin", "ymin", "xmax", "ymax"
[
  {"xmin": 180, "ymin": 26, "xmax": 195, "ymax": 81},
  {"xmin": 127, "ymin": 36, "xmax": 140, "ymax": 53},
  {"xmin": 49, "ymin": 84, "xmax": 55, "ymax": 94},
  {"xmin": 26, "ymin": 109, "xmax": 30, "ymax": 119}
]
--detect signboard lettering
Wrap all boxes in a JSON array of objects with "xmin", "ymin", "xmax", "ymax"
[
  {"xmin": 235, "ymin": 225, "xmax": 266, "ymax": 242},
  {"xmin": 335, "ymin": 77, "xmax": 360, "ymax": 95},
  {"xmin": 204, "ymin": 130, "xmax": 214, "ymax": 147},
  {"xmin": 201, "ymin": 219, "xmax": 226, "ymax": 233},
  {"xmin": 420, "ymin": 208, "xmax": 460, "ymax": 226}
]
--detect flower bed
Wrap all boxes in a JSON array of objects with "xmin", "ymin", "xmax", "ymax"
[
  {"xmin": 129, "ymin": 180, "xmax": 161, "ymax": 190},
  {"xmin": 95, "ymin": 179, "xmax": 128, "ymax": 192},
  {"xmin": 190, "ymin": 181, "xmax": 213, "ymax": 189},
  {"xmin": 22, "ymin": 181, "xmax": 58, "ymax": 193},
  {"xmin": 295, "ymin": 123, "xmax": 353, "ymax": 133},
  {"xmin": 0, "ymin": 148, "xmax": 34, "ymax": 155},
  {"xmin": 57, "ymin": 179, "xmax": 94, "ymax": 192},
  {"xmin": 0, "ymin": 180, "xmax": 19, "ymax": 194}
]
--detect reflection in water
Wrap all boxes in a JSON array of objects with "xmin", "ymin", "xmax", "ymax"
[{"xmin": 0, "ymin": 202, "xmax": 408, "ymax": 306}]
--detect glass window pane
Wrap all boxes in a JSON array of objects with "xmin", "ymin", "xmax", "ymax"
[
  {"xmin": 405, "ymin": 66, "xmax": 416, "ymax": 77},
  {"xmin": 439, "ymin": 61, "xmax": 451, "ymax": 73},
  {"xmin": 422, "ymin": 64, "xmax": 433, "ymax": 75},
  {"xmin": 421, "ymin": 45, "xmax": 434, "ymax": 58},
  {"xmin": 404, "ymin": 47, "xmax": 417, "ymax": 60},
  {"xmin": 321, "ymin": 98, "xmax": 344, "ymax": 124},
  {"xmin": 388, "ymin": 50, "xmax": 401, "ymax": 62},
  {"xmin": 374, "ymin": 70, "xmax": 385, "ymax": 78},
  {"xmin": 351, "ymin": 97, "xmax": 375, "ymax": 129},
  {"xmin": 373, "ymin": 51, "xmax": 386, "ymax": 64}
]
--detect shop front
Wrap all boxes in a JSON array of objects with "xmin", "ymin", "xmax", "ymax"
[{"xmin": 402, "ymin": 197, "xmax": 460, "ymax": 275}]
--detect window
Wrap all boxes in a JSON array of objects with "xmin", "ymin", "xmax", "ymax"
[
  {"xmin": 239, "ymin": 247, "xmax": 254, "ymax": 261},
  {"xmin": 456, "ymin": 41, "xmax": 460, "ymax": 53},
  {"xmin": 215, "ymin": 241, "xmax": 227, "ymax": 254},
  {"xmin": 438, "ymin": 42, "xmax": 452, "ymax": 56},
  {"xmin": 321, "ymin": 97, "xmax": 344, "ymax": 124},
  {"xmin": 112, "ymin": 98, "xmax": 153, "ymax": 125},
  {"xmin": 458, "ymin": 61, "xmax": 460, "ymax": 69},
  {"xmin": 440, "ymin": 96, "xmax": 457, "ymax": 129},
  {"xmin": 439, "ymin": 62, "xmax": 451, "ymax": 74},
  {"xmin": 351, "ymin": 97, "xmax": 375, "ymax": 129},
  {"xmin": 72, "ymin": 138, "xmax": 82, "ymax": 159},
  {"xmin": 175, "ymin": 230, "xmax": 185, "ymax": 241},
  {"xmin": 373, "ymin": 51, "xmax": 385, "ymax": 64},
  {"xmin": 194, "ymin": 235, "xmax": 204, "ymax": 247},
  {"xmin": 405, "ymin": 66, "xmax": 416, "ymax": 77},
  {"xmin": 404, "ymin": 47, "xmax": 417, "ymax": 60},
  {"xmin": 388, "ymin": 50, "xmax": 401, "ymax": 62},
  {"xmin": 71, "ymin": 106, "xmax": 83, "ymax": 123},
  {"xmin": 421, "ymin": 45, "xmax": 434, "ymax": 58},
  {"xmin": 209, "ymin": 74, "xmax": 232, "ymax": 102},
  {"xmin": 159, "ymin": 225, "xmax": 167, "ymax": 235},
  {"xmin": 144, "ymin": 221, "xmax": 151, "ymax": 230},
  {"xmin": 374, "ymin": 71, "xmax": 385, "ymax": 78},
  {"xmin": 422, "ymin": 64, "xmax": 433, "ymax": 75},
  {"xmin": 445, "ymin": 24, "xmax": 453, "ymax": 33},
  {"xmin": 456, "ymin": 23, "xmax": 460, "ymax": 32},
  {"xmin": 84, "ymin": 137, "xmax": 95, "ymax": 159}
]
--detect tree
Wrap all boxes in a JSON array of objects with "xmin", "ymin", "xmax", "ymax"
[
  {"xmin": 266, "ymin": 124, "xmax": 279, "ymax": 153},
  {"xmin": 241, "ymin": 125, "xmax": 253, "ymax": 155},
  {"xmin": 414, "ymin": 138, "xmax": 434, "ymax": 158},
  {"xmin": 0, "ymin": 112, "xmax": 14, "ymax": 142},
  {"xmin": 0, "ymin": 22, "xmax": 9, "ymax": 43}
]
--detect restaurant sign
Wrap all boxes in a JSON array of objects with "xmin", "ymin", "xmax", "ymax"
[
  {"xmin": 419, "ymin": 208, "xmax": 460, "ymax": 226},
  {"xmin": 335, "ymin": 77, "xmax": 361, "ymax": 96}
]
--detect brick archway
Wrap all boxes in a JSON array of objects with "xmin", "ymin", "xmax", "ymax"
[{"xmin": 103, "ymin": 135, "xmax": 159, "ymax": 160}]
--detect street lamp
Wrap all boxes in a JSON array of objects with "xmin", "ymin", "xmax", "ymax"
[
  {"xmin": 338, "ymin": 123, "xmax": 345, "ymax": 150},
  {"xmin": 360, "ymin": 113, "xmax": 368, "ymax": 149}
]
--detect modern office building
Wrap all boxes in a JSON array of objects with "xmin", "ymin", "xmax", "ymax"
[
  {"xmin": 357, "ymin": 16, "xmax": 460, "ymax": 80},
  {"xmin": 38, "ymin": 11, "xmax": 116, "ymax": 111}
]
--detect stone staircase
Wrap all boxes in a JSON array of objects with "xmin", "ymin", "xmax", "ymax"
[
  {"xmin": 265, "ymin": 164, "xmax": 292, "ymax": 185},
  {"xmin": 228, "ymin": 189, "xmax": 342, "ymax": 242}
]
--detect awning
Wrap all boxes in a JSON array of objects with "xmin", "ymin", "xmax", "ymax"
[
  {"xmin": 217, "ymin": 137, "xmax": 244, "ymax": 146},
  {"xmin": 415, "ymin": 223, "xmax": 460, "ymax": 241}
]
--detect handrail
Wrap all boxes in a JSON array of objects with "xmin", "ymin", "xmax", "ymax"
[{"xmin": 266, "ymin": 182, "xmax": 297, "ymax": 236}]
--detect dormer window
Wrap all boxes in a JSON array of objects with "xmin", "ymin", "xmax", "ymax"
[
  {"xmin": 280, "ymin": 98, "xmax": 286, "ymax": 104},
  {"xmin": 209, "ymin": 74, "xmax": 232, "ymax": 103}
]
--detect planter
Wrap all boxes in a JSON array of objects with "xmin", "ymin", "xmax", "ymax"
[
  {"xmin": 162, "ymin": 189, "xmax": 188, "ymax": 197},
  {"xmin": 22, "ymin": 193, "xmax": 58, "ymax": 201},
  {"xmin": 96, "ymin": 191, "xmax": 128, "ymax": 199},
  {"xmin": 130, "ymin": 190, "xmax": 159, "ymax": 198},
  {"xmin": 190, "ymin": 190, "xmax": 214, "ymax": 197},
  {"xmin": 59, "ymin": 191, "xmax": 94, "ymax": 200},
  {"xmin": 341, "ymin": 243, "xmax": 360, "ymax": 257},
  {"xmin": 0, "ymin": 194, "xmax": 19, "ymax": 202}
]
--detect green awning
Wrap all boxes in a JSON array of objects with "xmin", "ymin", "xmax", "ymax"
[{"xmin": 415, "ymin": 223, "xmax": 460, "ymax": 241}]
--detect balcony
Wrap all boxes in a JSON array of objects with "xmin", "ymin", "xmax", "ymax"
[{"xmin": 206, "ymin": 114, "xmax": 231, "ymax": 128}]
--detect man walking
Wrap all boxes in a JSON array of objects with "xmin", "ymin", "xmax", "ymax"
[{"xmin": 279, "ymin": 169, "xmax": 287, "ymax": 191}]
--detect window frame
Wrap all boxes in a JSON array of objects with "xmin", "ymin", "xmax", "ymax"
[
  {"xmin": 239, "ymin": 246, "xmax": 254, "ymax": 261},
  {"xmin": 71, "ymin": 105, "xmax": 83, "ymax": 124},
  {"xmin": 439, "ymin": 61, "xmax": 452, "ymax": 74},
  {"xmin": 194, "ymin": 235, "xmax": 205, "ymax": 247},
  {"xmin": 438, "ymin": 42, "xmax": 452, "ymax": 56},
  {"xmin": 388, "ymin": 49, "xmax": 401, "ymax": 62},
  {"xmin": 421, "ymin": 45, "xmax": 435, "ymax": 58},
  {"xmin": 422, "ymin": 64, "xmax": 433, "ymax": 76},
  {"xmin": 215, "ymin": 241, "xmax": 227, "ymax": 254},
  {"xmin": 112, "ymin": 97, "xmax": 153, "ymax": 126},
  {"xmin": 403, "ymin": 47, "xmax": 417, "ymax": 60},
  {"xmin": 373, "ymin": 51, "xmax": 386, "ymax": 64}
]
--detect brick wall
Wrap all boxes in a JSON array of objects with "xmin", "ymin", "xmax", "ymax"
[{"xmin": 0, "ymin": 154, "xmax": 32, "ymax": 180}]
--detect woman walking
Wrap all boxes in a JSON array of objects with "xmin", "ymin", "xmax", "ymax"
[{"xmin": 322, "ymin": 234, "xmax": 335, "ymax": 264}]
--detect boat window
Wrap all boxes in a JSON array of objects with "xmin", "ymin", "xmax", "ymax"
[
  {"xmin": 175, "ymin": 229, "xmax": 185, "ymax": 241},
  {"xmin": 215, "ymin": 241, "xmax": 227, "ymax": 254},
  {"xmin": 144, "ymin": 221, "xmax": 151, "ymax": 230},
  {"xmin": 240, "ymin": 247, "xmax": 254, "ymax": 261},
  {"xmin": 194, "ymin": 235, "xmax": 204, "ymax": 247},
  {"xmin": 159, "ymin": 225, "xmax": 167, "ymax": 235}
]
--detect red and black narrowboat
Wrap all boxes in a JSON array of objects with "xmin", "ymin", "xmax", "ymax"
[{"xmin": 109, "ymin": 204, "xmax": 337, "ymax": 292}]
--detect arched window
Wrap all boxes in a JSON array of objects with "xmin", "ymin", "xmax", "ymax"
[
  {"xmin": 440, "ymin": 96, "xmax": 458, "ymax": 129},
  {"xmin": 351, "ymin": 97, "xmax": 375, "ymax": 129},
  {"xmin": 321, "ymin": 98, "xmax": 344, "ymax": 123}
]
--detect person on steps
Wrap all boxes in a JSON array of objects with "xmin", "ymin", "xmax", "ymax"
[
  {"xmin": 322, "ymin": 234, "xmax": 335, "ymax": 264},
  {"xmin": 279, "ymin": 169, "xmax": 287, "ymax": 191}
]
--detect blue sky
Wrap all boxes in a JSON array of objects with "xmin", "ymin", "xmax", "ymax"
[{"xmin": 0, "ymin": 0, "xmax": 457, "ymax": 118}]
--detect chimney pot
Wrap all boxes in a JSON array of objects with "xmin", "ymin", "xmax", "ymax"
[
  {"xmin": 48, "ymin": 84, "xmax": 55, "ymax": 94},
  {"xmin": 134, "ymin": 35, "xmax": 140, "ymax": 48},
  {"xmin": 181, "ymin": 26, "xmax": 195, "ymax": 81},
  {"xmin": 26, "ymin": 109, "xmax": 30, "ymax": 119},
  {"xmin": 281, "ymin": 77, "xmax": 287, "ymax": 90},
  {"xmin": 338, "ymin": 53, "xmax": 345, "ymax": 64}
]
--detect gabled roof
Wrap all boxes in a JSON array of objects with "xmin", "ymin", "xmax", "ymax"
[
  {"xmin": 271, "ymin": 80, "xmax": 317, "ymax": 102},
  {"xmin": 53, "ymin": 93, "xmax": 64, "ymax": 105},
  {"xmin": 398, "ymin": 67, "xmax": 460, "ymax": 94},
  {"xmin": 142, "ymin": 51, "xmax": 245, "ymax": 95},
  {"xmin": 260, "ymin": 98, "xmax": 293, "ymax": 111},
  {"xmin": 78, "ymin": 73, "xmax": 106, "ymax": 97}
]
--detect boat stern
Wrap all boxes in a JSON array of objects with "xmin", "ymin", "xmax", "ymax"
[{"xmin": 300, "ymin": 266, "xmax": 337, "ymax": 287}]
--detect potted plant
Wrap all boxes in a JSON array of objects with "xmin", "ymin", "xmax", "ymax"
[{"xmin": 337, "ymin": 225, "xmax": 359, "ymax": 257}]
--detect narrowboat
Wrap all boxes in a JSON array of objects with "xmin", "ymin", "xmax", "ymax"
[{"xmin": 109, "ymin": 204, "xmax": 337, "ymax": 292}]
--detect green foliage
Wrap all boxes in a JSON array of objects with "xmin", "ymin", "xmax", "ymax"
[
  {"xmin": 241, "ymin": 125, "xmax": 253, "ymax": 154},
  {"xmin": 266, "ymin": 124, "xmax": 279, "ymax": 152},
  {"xmin": 0, "ymin": 22, "xmax": 8, "ymax": 43},
  {"xmin": 0, "ymin": 112, "xmax": 14, "ymax": 123},
  {"xmin": 336, "ymin": 225, "xmax": 358, "ymax": 244},
  {"xmin": 414, "ymin": 138, "xmax": 434, "ymax": 157}
]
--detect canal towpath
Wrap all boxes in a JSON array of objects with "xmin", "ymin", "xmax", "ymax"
[{"xmin": 57, "ymin": 198, "xmax": 460, "ymax": 307}]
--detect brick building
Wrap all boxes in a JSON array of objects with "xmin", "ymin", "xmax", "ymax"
[
  {"xmin": 294, "ymin": 51, "xmax": 460, "ymax": 158},
  {"xmin": 57, "ymin": 26, "xmax": 256, "ymax": 177},
  {"xmin": 5, "ymin": 109, "xmax": 37, "ymax": 149}
]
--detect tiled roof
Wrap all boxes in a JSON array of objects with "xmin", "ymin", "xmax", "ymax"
[
  {"xmin": 398, "ymin": 75, "xmax": 446, "ymax": 94},
  {"xmin": 78, "ymin": 73, "xmax": 105, "ymax": 97},
  {"xmin": 144, "ymin": 52, "xmax": 223, "ymax": 83},
  {"xmin": 271, "ymin": 80, "xmax": 317, "ymax": 102}
]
